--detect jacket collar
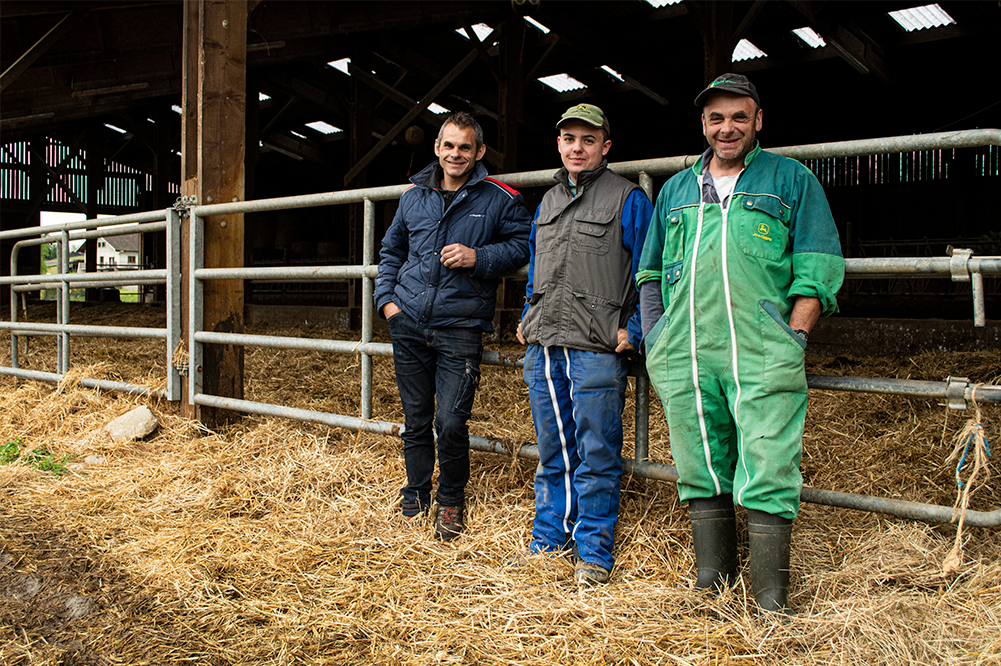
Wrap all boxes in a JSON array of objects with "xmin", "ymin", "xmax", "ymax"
[
  {"xmin": 693, "ymin": 141, "xmax": 762, "ymax": 176},
  {"xmin": 411, "ymin": 160, "xmax": 489, "ymax": 191},
  {"xmin": 554, "ymin": 159, "xmax": 609, "ymax": 194}
]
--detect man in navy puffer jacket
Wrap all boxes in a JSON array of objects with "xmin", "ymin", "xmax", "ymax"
[{"xmin": 375, "ymin": 112, "xmax": 531, "ymax": 540}]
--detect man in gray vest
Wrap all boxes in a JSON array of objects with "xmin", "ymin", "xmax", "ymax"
[{"xmin": 516, "ymin": 104, "xmax": 653, "ymax": 584}]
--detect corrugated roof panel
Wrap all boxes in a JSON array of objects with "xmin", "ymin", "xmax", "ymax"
[
  {"xmin": 538, "ymin": 73, "xmax": 588, "ymax": 93},
  {"xmin": 732, "ymin": 39, "xmax": 767, "ymax": 62},
  {"xmin": 888, "ymin": 4, "xmax": 956, "ymax": 32}
]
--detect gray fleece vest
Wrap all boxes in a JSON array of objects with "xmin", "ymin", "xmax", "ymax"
[{"xmin": 522, "ymin": 161, "xmax": 640, "ymax": 353}]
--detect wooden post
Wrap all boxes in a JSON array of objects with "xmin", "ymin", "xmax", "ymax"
[
  {"xmin": 498, "ymin": 19, "xmax": 524, "ymax": 173},
  {"xmin": 703, "ymin": 1, "xmax": 735, "ymax": 85},
  {"xmin": 180, "ymin": 0, "xmax": 247, "ymax": 425}
]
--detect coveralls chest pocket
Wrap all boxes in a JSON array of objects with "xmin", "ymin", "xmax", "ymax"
[
  {"xmin": 737, "ymin": 195, "xmax": 788, "ymax": 262},
  {"xmin": 570, "ymin": 208, "xmax": 616, "ymax": 255},
  {"xmin": 667, "ymin": 206, "xmax": 692, "ymax": 265}
]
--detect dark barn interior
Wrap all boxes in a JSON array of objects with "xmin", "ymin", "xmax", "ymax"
[{"xmin": 2, "ymin": 0, "xmax": 999, "ymax": 330}]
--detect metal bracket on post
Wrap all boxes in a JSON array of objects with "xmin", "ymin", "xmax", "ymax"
[
  {"xmin": 172, "ymin": 195, "xmax": 197, "ymax": 218},
  {"xmin": 947, "ymin": 246, "xmax": 972, "ymax": 282},
  {"xmin": 946, "ymin": 247, "xmax": 986, "ymax": 326},
  {"xmin": 946, "ymin": 375, "xmax": 969, "ymax": 410}
]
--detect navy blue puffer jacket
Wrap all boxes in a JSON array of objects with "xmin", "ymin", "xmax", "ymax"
[{"xmin": 375, "ymin": 161, "xmax": 531, "ymax": 332}]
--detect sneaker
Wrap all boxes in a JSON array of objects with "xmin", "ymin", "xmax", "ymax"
[
  {"xmin": 574, "ymin": 560, "xmax": 611, "ymax": 585},
  {"xmin": 434, "ymin": 504, "xmax": 464, "ymax": 541}
]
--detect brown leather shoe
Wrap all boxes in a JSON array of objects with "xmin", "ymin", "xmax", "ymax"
[
  {"xmin": 434, "ymin": 503, "xmax": 465, "ymax": 541},
  {"xmin": 573, "ymin": 560, "xmax": 610, "ymax": 585}
]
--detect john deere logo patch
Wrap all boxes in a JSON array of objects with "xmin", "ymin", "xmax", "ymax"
[{"xmin": 753, "ymin": 222, "xmax": 772, "ymax": 241}]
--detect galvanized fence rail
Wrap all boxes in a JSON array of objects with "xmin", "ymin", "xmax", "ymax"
[
  {"xmin": 3, "ymin": 129, "xmax": 1000, "ymax": 527},
  {"xmin": 1, "ymin": 207, "xmax": 182, "ymax": 399}
]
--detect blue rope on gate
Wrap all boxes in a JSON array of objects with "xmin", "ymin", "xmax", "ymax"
[{"xmin": 954, "ymin": 425, "xmax": 991, "ymax": 489}]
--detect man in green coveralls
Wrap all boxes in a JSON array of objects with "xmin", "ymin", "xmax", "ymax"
[{"xmin": 636, "ymin": 74, "xmax": 844, "ymax": 614}]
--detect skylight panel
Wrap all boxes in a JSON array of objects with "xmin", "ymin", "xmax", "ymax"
[
  {"xmin": 523, "ymin": 16, "xmax": 550, "ymax": 34},
  {"xmin": 732, "ymin": 39, "xmax": 767, "ymax": 62},
  {"xmin": 456, "ymin": 23, "xmax": 494, "ymax": 42},
  {"xmin": 888, "ymin": 4, "xmax": 956, "ymax": 32},
  {"xmin": 259, "ymin": 92, "xmax": 271, "ymax": 101},
  {"xmin": 306, "ymin": 121, "xmax": 341, "ymax": 134},
  {"xmin": 792, "ymin": 27, "xmax": 826, "ymax": 48},
  {"xmin": 644, "ymin": 0, "xmax": 683, "ymax": 7},
  {"xmin": 290, "ymin": 130, "xmax": 307, "ymax": 140},
  {"xmin": 105, "ymin": 123, "xmax": 127, "ymax": 134},
  {"xmin": 428, "ymin": 103, "xmax": 450, "ymax": 114},
  {"xmin": 327, "ymin": 58, "xmax": 351, "ymax": 75},
  {"xmin": 171, "ymin": 104, "xmax": 182, "ymax": 114},
  {"xmin": 601, "ymin": 65, "xmax": 624, "ymax": 82},
  {"xmin": 538, "ymin": 73, "xmax": 588, "ymax": 93}
]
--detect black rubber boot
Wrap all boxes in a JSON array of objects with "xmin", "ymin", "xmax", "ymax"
[
  {"xmin": 688, "ymin": 494, "xmax": 738, "ymax": 591},
  {"xmin": 747, "ymin": 509, "xmax": 793, "ymax": 615}
]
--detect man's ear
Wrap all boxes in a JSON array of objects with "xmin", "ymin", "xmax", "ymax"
[
  {"xmin": 433, "ymin": 140, "xmax": 441, "ymax": 157},
  {"xmin": 601, "ymin": 139, "xmax": 612, "ymax": 157},
  {"xmin": 475, "ymin": 142, "xmax": 487, "ymax": 161},
  {"xmin": 755, "ymin": 108, "xmax": 763, "ymax": 132}
]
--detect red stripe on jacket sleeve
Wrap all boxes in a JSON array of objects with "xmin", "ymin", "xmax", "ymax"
[{"xmin": 483, "ymin": 177, "xmax": 520, "ymax": 197}]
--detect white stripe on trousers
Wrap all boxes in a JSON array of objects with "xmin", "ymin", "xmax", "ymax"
[{"xmin": 543, "ymin": 346, "xmax": 574, "ymax": 533}]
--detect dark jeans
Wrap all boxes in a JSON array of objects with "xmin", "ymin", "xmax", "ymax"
[{"xmin": 388, "ymin": 311, "xmax": 482, "ymax": 514}]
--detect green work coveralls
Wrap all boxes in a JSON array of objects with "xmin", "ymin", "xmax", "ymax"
[{"xmin": 637, "ymin": 143, "xmax": 844, "ymax": 519}]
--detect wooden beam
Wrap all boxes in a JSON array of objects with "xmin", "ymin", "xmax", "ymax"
[
  {"xmin": 343, "ymin": 47, "xmax": 481, "ymax": 186},
  {"xmin": 828, "ymin": 24, "xmax": 889, "ymax": 82},
  {"xmin": 498, "ymin": 19, "xmax": 525, "ymax": 172},
  {"xmin": 0, "ymin": 10, "xmax": 84, "ymax": 92},
  {"xmin": 733, "ymin": 0, "xmax": 767, "ymax": 43},
  {"xmin": 180, "ymin": 0, "xmax": 247, "ymax": 426},
  {"xmin": 524, "ymin": 35, "xmax": 560, "ymax": 84},
  {"xmin": 460, "ymin": 19, "xmax": 501, "ymax": 84},
  {"xmin": 788, "ymin": 1, "xmax": 890, "ymax": 82},
  {"xmin": 703, "ymin": 1, "xmax": 735, "ymax": 85},
  {"xmin": 346, "ymin": 65, "xmax": 444, "ymax": 128}
]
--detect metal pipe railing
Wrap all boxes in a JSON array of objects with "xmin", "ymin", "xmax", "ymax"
[
  {"xmin": 6, "ymin": 128, "xmax": 1000, "ymax": 528},
  {"xmin": 3, "ymin": 209, "xmax": 179, "ymax": 400}
]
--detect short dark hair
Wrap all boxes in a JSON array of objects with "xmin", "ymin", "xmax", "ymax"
[{"xmin": 437, "ymin": 112, "xmax": 484, "ymax": 152}]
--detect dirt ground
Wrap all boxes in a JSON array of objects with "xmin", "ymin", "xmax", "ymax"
[{"xmin": 1, "ymin": 302, "xmax": 999, "ymax": 665}]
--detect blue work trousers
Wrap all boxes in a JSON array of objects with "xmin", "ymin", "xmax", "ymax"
[
  {"xmin": 524, "ymin": 344, "xmax": 628, "ymax": 571},
  {"xmin": 388, "ymin": 312, "xmax": 482, "ymax": 513}
]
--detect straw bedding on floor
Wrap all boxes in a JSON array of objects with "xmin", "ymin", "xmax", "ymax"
[{"xmin": 1, "ymin": 303, "xmax": 998, "ymax": 665}]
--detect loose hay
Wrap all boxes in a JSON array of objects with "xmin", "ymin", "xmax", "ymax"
[{"xmin": 1, "ymin": 303, "xmax": 999, "ymax": 665}]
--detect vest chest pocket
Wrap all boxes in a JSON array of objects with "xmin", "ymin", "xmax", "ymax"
[
  {"xmin": 571, "ymin": 208, "xmax": 615, "ymax": 255},
  {"xmin": 737, "ymin": 194, "xmax": 788, "ymax": 261},
  {"xmin": 534, "ymin": 208, "xmax": 562, "ymax": 255}
]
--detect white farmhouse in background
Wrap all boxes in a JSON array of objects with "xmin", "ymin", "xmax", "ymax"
[{"xmin": 97, "ymin": 234, "xmax": 140, "ymax": 269}]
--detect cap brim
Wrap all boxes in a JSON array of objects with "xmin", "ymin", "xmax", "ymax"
[
  {"xmin": 556, "ymin": 115, "xmax": 603, "ymax": 130},
  {"xmin": 694, "ymin": 84, "xmax": 756, "ymax": 108}
]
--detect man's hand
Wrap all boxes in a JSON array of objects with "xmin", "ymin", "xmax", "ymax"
[
  {"xmin": 381, "ymin": 302, "xmax": 402, "ymax": 320},
  {"xmin": 615, "ymin": 328, "xmax": 633, "ymax": 354},
  {"xmin": 441, "ymin": 243, "xmax": 476, "ymax": 269},
  {"xmin": 516, "ymin": 321, "xmax": 527, "ymax": 345}
]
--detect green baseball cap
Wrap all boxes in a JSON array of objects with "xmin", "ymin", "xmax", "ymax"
[{"xmin": 557, "ymin": 103, "xmax": 610, "ymax": 137}]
